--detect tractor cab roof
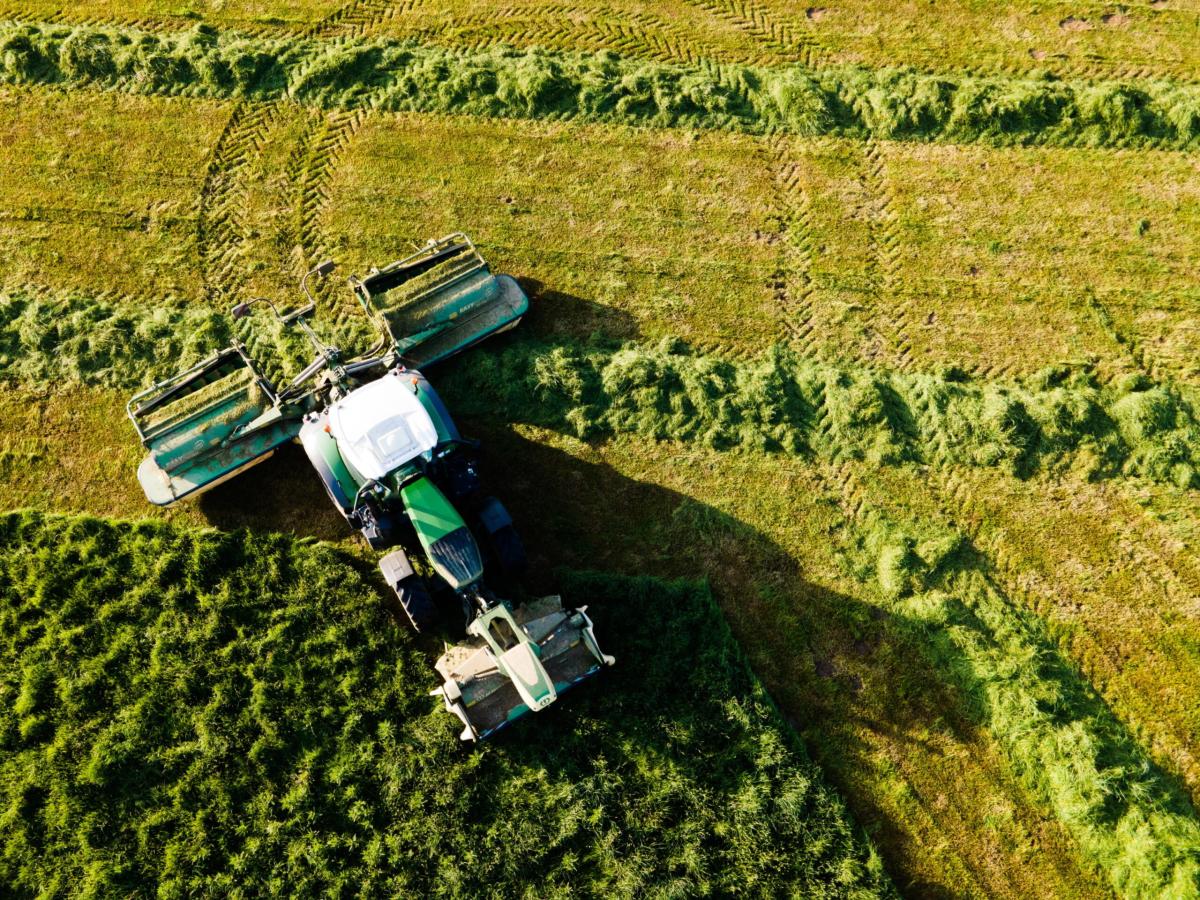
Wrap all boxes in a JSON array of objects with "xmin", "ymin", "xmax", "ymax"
[{"xmin": 329, "ymin": 372, "xmax": 439, "ymax": 480}]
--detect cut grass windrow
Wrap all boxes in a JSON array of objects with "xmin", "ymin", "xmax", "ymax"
[
  {"xmin": 4, "ymin": 21, "xmax": 1200, "ymax": 149},
  {"xmin": 0, "ymin": 510, "xmax": 892, "ymax": 897},
  {"xmin": 444, "ymin": 337, "xmax": 1200, "ymax": 489},
  {"xmin": 816, "ymin": 466, "xmax": 1200, "ymax": 898},
  {"xmin": 5, "ymin": 287, "xmax": 1200, "ymax": 490}
]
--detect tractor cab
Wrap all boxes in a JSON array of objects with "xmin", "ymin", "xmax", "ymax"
[{"xmin": 326, "ymin": 371, "xmax": 441, "ymax": 484}]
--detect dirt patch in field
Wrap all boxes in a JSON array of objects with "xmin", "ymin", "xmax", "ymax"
[
  {"xmin": 1029, "ymin": 49, "xmax": 1048, "ymax": 60},
  {"xmin": 1059, "ymin": 16, "xmax": 1093, "ymax": 31},
  {"xmin": 1102, "ymin": 11, "xmax": 1132, "ymax": 27}
]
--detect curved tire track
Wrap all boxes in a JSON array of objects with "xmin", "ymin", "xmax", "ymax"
[{"xmin": 195, "ymin": 0, "xmax": 400, "ymax": 307}]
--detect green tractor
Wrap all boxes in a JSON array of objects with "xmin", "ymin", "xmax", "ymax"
[{"xmin": 127, "ymin": 234, "xmax": 614, "ymax": 741}]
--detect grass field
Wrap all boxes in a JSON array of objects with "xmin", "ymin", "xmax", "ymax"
[
  {"xmin": 0, "ymin": 512, "xmax": 890, "ymax": 895},
  {"xmin": 4, "ymin": 0, "xmax": 1199, "ymax": 80},
  {"xmin": 3, "ymin": 1, "xmax": 1200, "ymax": 897}
]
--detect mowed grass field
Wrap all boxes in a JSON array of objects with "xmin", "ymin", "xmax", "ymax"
[{"xmin": 2, "ymin": 1, "xmax": 1200, "ymax": 897}]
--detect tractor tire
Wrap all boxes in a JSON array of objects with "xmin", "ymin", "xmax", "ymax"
[
  {"xmin": 488, "ymin": 523, "xmax": 527, "ymax": 579},
  {"xmin": 379, "ymin": 549, "xmax": 438, "ymax": 632},
  {"xmin": 477, "ymin": 497, "xmax": 527, "ymax": 579},
  {"xmin": 395, "ymin": 575, "xmax": 438, "ymax": 633}
]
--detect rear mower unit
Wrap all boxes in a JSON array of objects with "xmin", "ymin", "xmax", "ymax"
[{"xmin": 127, "ymin": 234, "xmax": 614, "ymax": 740}]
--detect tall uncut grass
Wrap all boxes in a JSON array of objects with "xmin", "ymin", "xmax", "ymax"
[
  {"xmin": 1, "ymin": 21, "xmax": 1199, "ymax": 147},
  {"xmin": 0, "ymin": 511, "xmax": 890, "ymax": 897}
]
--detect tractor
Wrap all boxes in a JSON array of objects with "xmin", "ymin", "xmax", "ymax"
[{"xmin": 126, "ymin": 234, "xmax": 613, "ymax": 740}]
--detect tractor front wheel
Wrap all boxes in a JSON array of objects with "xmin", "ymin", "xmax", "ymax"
[
  {"xmin": 379, "ymin": 548, "xmax": 439, "ymax": 632},
  {"xmin": 395, "ymin": 575, "xmax": 438, "ymax": 633},
  {"xmin": 488, "ymin": 523, "xmax": 527, "ymax": 580}
]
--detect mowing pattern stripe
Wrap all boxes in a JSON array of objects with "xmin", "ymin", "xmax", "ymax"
[
  {"xmin": 6, "ymin": 288, "xmax": 1200, "ymax": 493},
  {"xmin": 4, "ymin": 4, "xmax": 1198, "ymax": 83}
]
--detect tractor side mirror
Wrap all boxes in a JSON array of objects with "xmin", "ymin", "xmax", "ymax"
[{"xmin": 230, "ymin": 302, "xmax": 251, "ymax": 319}]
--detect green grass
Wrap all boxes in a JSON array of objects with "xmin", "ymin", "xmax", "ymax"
[
  {"xmin": 0, "ymin": 510, "xmax": 891, "ymax": 897},
  {"xmin": 475, "ymin": 428, "xmax": 1200, "ymax": 896},
  {"xmin": 4, "ymin": 22, "xmax": 1200, "ymax": 149},
  {"xmin": 0, "ymin": 87, "xmax": 225, "ymax": 298},
  {"xmin": 788, "ymin": 138, "xmax": 1200, "ymax": 380},
  {"xmin": 3, "ymin": 7, "xmax": 1200, "ymax": 896},
  {"xmin": 913, "ymin": 465, "xmax": 1200, "ymax": 804},
  {"xmin": 6, "ymin": 0, "xmax": 1199, "ymax": 83},
  {"xmin": 818, "ymin": 466, "xmax": 1200, "ymax": 898},
  {"xmin": 440, "ymin": 336, "xmax": 1200, "ymax": 487},
  {"xmin": 480, "ymin": 428, "xmax": 1113, "ymax": 898},
  {"xmin": 323, "ymin": 113, "xmax": 781, "ymax": 353}
]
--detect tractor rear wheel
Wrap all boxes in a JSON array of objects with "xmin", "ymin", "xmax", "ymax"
[{"xmin": 477, "ymin": 496, "xmax": 527, "ymax": 579}]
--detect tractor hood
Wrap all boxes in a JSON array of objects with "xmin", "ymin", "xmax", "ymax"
[
  {"xmin": 400, "ymin": 477, "xmax": 483, "ymax": 589},
  {"xmin": 328, "ymin": 372, "xmax": 438, "ymax": 481}
]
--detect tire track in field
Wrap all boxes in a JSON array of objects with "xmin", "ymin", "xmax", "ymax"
[
  {"xmin": 858, "ymin": 141, "xmax": 1028, "ymax": 379},
  {"xmin": 0, "ymin": 9, "xmax": 174, "ymax": 33},
  {"xmin": 310, "ymin": 0, "xmax": 421, "ymax": 37},
  {"xmin": 195, "ymin": 0, "xmax": 399, "ymax": 308},
  {"xmin": 859, "ymin": 139, "xmax": 921, "ymax": 373},
  {"xmin": 196, "ymin": 101, "xmax": 282, "ymax": 305},
  {"xmin": 285, "ymin": 106, "xmax": 372, "ymax": 342},
  {"xmin": 763, "ymin": 136, "xmax": 820, "ymax": 355},
  {"xmin": 682, "ymin": 0, "xmax": 828, "ymax": 67},
  {"xmin": 422, "ymin": 3, "xmax": 708, "ymax": 66},
  {"xmin": 1084, "ymin": 289, "xmax": 1165, "ymax": 385}
]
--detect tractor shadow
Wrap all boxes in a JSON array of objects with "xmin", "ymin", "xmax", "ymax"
[
  {"xmin": 461, "ymin": 423, "xmax": 1027, "ymax": 900},
  {"xmin": 197, "ymin": 442, "xmax": 350, "ymax": 542},
  {"xmin": 191, "ymin": 412, "xmax": 1078, "ymax": 897},
  {"xmin": 516, "ymin": 277, "xmax": 641, "ymax": 343}
]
